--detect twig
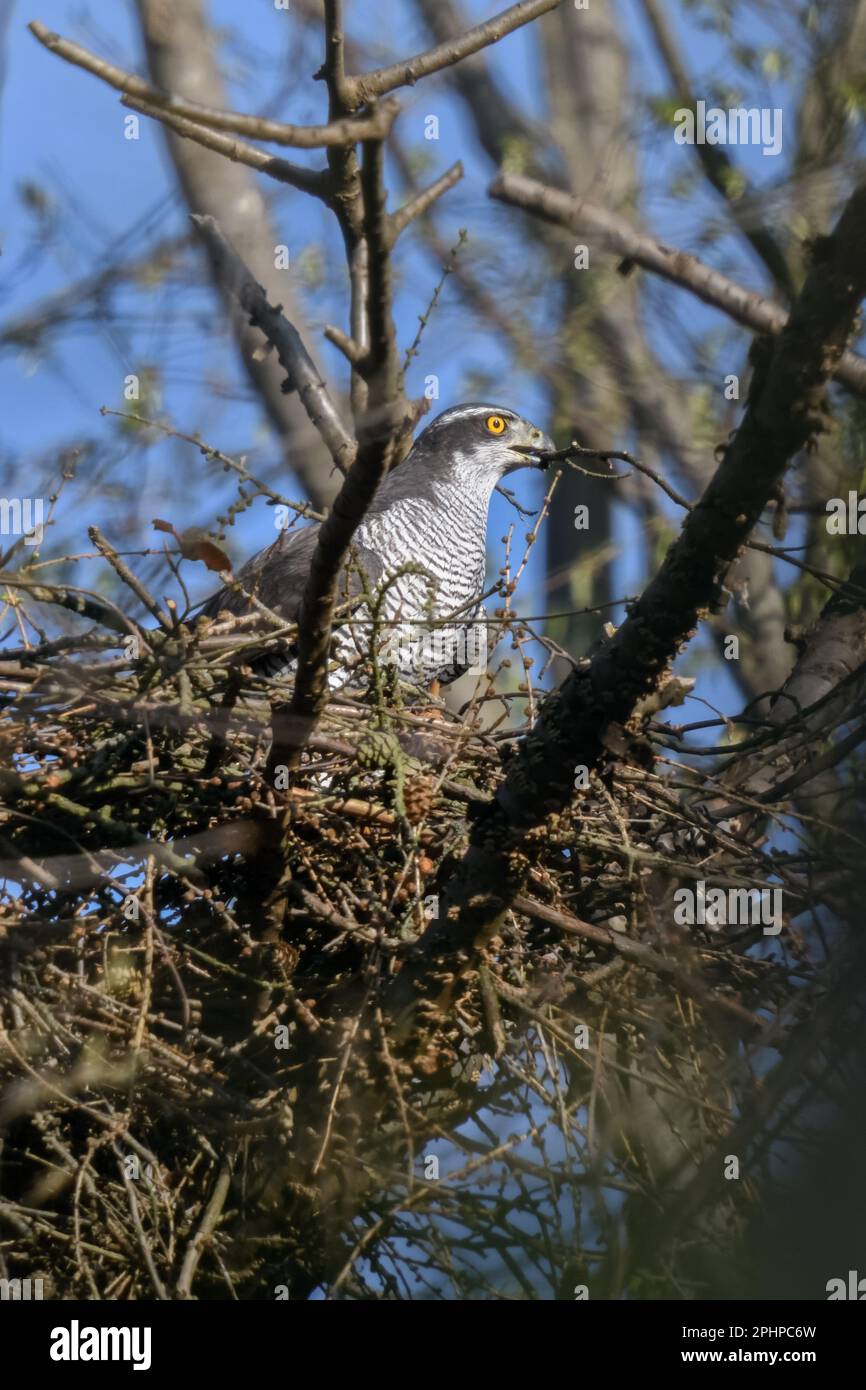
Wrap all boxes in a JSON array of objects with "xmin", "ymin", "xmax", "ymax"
[
  {"xmin": 176, "ymin": 1156, "xmax": 233, "ymax": 1299},
  {"xmin": 387, "ymin": 161, "xmax": 464, "ymax": 243},
  {"xmin": 270, "ymin": 137, "xmax": 405, "ymax": 773},
  {"xmin": 348, "ymin": 0, "xmax": 561, "ymax": 105},
  {"xmin": 123, "ymin": 97, "xmax": 334, "ymax": 201},
  {"xmin": 490, "ymin": 172, "xmax": 866, "ymax": 398},
  {"xmin": 29, "ymin": 20, "xmax": 399, "ymax": 148},
  {"xmin": 513, "ymin": 896, "xmax": 764, "ymax": 1029},
  {"xmin": 402, "ymin": 229, "xmax": 467, "ymax": 371},
  {"xmin": 89, "ymin": 526, "xmax": 172, "ymax": 630},
  {"xmin": 190, "ymin": 215, "xmax": 356, "ymax": 474}
]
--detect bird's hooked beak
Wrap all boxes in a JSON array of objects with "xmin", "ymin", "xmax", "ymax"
[{"xmin": 510, "ymin": 423, "xmax": 556, "ymax": 471}]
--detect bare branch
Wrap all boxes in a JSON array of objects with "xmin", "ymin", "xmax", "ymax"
[
  {"xmin": 123, "ymin": 97, "xmax": 334, "ymax": 200},
  {"xmin": 712, "ymin": 562, "xmax": 866, "ymax": 817},
  {"xmin": 490, "ymin": 171, "xmax": 866, "ymax": 398},
  {"xmin": 514, "ymin": 895, "xmax": 764, "ymax": 1029},
  {"xmin": 270, "ymin": 139, "xmax": 407, "ymax": 775},
  {"xmin": 0, "ymin": 233, "xmax": 190, "ymax": 351},
  {"xmin": 387, "ymin": 161, "xmax": 464, "ymax": 244},
  {"xmin": 320, "ymin": 0, "xmax": 354, "ymax": 111},
  {"xmin": 357, "ymin": 139, "xmax": 403, "ymax": 410},
  {"xmin": 176, "ymin": 1156, "xmax": 233, "ymax": 1299},
  {"xmin": 0, "ymin": 575, "xmax": 146, "ymax": 641},
  {"xmin": 638, "ymin": 0, "xmax": 796, "ymax": 300},
  {"xmin": 411, "ymin": 0, "xmax": 548, "ymax": 165},
  {"xmin": 190, "ymin": 215, "xmax": 356, "ymax": 474},
  {"xmin": 347, "ymin": 0, "xmax": 561, "ymax": 106},
  {"xmin": 28, "ymin": 19, "xmax": 399, "ymax": 149},
  {"xmin": 89, "ymin": 526, "xmax": 172, "ymax": 631},
  {"xmin": 321, "ymin": 1, "xmax": 373, "ymax": 424},
  {"xmin": 323, "ymin": 324, "xmax": 365, "ymax": 364},
  {"xmin": 132, "ymin": 0, "xmax": 340, "ymax": 508}
]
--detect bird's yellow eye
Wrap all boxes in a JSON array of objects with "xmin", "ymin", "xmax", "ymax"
[{"xmin": 486, "ymin": 415, "xmax": 507, "ymax": 436}]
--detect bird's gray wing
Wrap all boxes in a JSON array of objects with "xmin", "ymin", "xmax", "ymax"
[{"xmin": 197, "ymin": 524, "xmax": 383, "ymax": 625}]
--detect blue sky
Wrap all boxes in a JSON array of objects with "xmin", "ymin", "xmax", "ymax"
[
  {"xmin": 1, "ymin": 0, "xmax": 854, "ymax": 1301},
  {"xmin": 0, "ymin": 0, "xmax": 844, "ymax": 723}
]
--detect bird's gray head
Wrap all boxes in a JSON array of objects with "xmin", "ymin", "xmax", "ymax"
[{"xmin": 402, "ymin": 403, "xmax": 554, "ymax": 485}]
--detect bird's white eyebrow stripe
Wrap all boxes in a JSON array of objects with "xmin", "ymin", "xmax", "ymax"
[{"xmin": 434, "ymin": 405, "xmax": 516, "ymax": 424}]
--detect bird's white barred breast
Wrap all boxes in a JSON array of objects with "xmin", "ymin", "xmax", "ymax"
[
  {"xmin": 361, "ymin": 478, "xmax": 489, "ymax": 604},
  {"xmin": 346, "ymin": 473, "xmax": 493, "ymax": 682}
]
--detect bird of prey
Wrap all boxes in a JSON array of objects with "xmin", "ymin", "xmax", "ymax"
[{"xmin": 198, "ymin": 403, "xmax": 554, "ymax": 689}]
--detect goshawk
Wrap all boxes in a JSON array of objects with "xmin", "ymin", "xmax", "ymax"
[{"xmin": 199, "ymin": 403, "xmax": 553, "ymax": 688}]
